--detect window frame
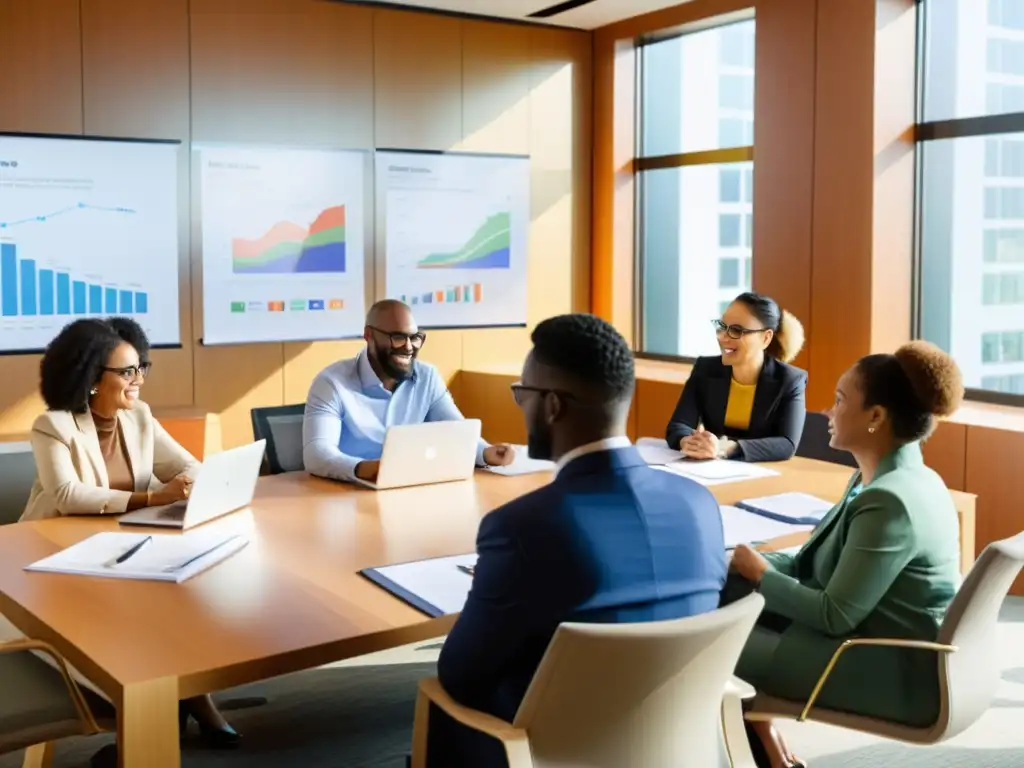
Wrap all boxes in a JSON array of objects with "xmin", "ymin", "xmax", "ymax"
[
  {"xmin": 913, "ymin": 0, "xmax": 1024, "ymax": 407},
  {"xmin": 633, "ymin": 16, "xmax": 756, "ymax": 363}
]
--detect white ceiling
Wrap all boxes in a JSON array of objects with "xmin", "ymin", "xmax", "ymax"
[{"xmin": 368, "ymin": 0, "xmax": 693, "ymax": 29}]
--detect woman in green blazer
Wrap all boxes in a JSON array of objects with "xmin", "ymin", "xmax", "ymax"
[{"xmin": 728, "ymin": 341, "xmax": 964, "ymax": 768}]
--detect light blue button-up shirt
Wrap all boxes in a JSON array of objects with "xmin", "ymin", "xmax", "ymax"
[{"xmin": 302, "ymin": 349, "xmax": 488, "ymax": 482}]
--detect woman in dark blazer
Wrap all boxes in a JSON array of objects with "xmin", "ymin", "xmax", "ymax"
[{"xmin": 665, "ymin": 292, "xmax": 807, "ymax": 462}]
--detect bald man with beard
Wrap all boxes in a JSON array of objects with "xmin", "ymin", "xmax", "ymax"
[{"xmin": 302, "ymin": 299, "xmax": 514, "ymax": 484}]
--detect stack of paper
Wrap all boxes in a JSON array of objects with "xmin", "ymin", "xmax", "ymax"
[
  {"xmin": 483, "ymin": 445, "xmax": 555, "ymax": 476},
  {"xmin": 736, "ymin": 492, "xmax": 833, "ymax": 525},
  {"xmin": 361, "ymin": 553, "xmax": 478, "ymax": 617},
  {"xmin": 654, "ymin": 459, "xmax": 780, "ymax": 486},
  {"xmin": 635, "ymin": 437, "xmax": 685, "ymax": 465},
  {"xmin": 719, "ymin": 505, "xmax": 814, "ymax": 549},
  {"xmin": 25, "ymin": 531, "xmax": 248, "ymax": 583}
]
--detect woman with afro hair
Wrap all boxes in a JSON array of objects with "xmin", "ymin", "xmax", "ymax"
[{"xmin": 726, "ymin": 341, "xmax": 965, "ymax": 767}]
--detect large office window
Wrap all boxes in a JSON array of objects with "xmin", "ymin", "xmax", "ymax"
[
  {"xmin": 917, "ymin": 0, "xmax": 1024, "ymax": 402},
  {"xmin": 636, "ymin": 18, "xmax": 755, "ymax": 358}
]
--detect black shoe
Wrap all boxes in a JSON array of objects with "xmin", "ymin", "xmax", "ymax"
[
  {"xmin": 90, "ymin": 743, "xmax": 118, "ymax": 768},
  {"xmin": 179, "ymin": 701, "xmax": 241, "ymax": 749}
]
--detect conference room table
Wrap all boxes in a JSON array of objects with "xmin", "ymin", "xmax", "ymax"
[{"xmin": 0, "ymin": 457, "xmax": 976, "ymax": 767}]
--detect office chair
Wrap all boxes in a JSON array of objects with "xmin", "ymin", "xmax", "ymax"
[
  {"xmin": 250, "ymin": 404, "xmax": 305, "ymax": 475},
  {"xmin": 795, "ymin": 411, "xmax": 857, "ymax": 468}
]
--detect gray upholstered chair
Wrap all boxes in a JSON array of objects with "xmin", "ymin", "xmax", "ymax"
[
  {"xmin": 744, "ymin": 532, "xmax": 1024, "ymax": 748},
  {"xmin": 0, "ymin": 638, "xmax": 114, "ymax": 767},
  {"xmin": 411, "ymin": 593, "xmax": 765, "ymax": 768},
  {"xmin": 795, "ymin": 411, "xmax": 857, "ymax": 468},
  {"xmin": 250, "ymin": 404, "xmax": 305, "ymax": 475},
  {"xmin": 0, "ymin": 442, "xmax": 36, "ymax": 525}
]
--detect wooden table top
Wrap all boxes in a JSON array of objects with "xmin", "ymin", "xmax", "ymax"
[{"xmin": 0, "ymin": 457, "xmax": 974, "ymax": 700}]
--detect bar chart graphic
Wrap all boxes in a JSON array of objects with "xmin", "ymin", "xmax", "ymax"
[
  {"xmin": 416, "ymin": 212, "xmax": 511, "ymax": 270},
  {"xmin": 0, "ymin": 243, "xmax": 148, "ymax": 318},
  {"xmin": 0, "ymin": 133, "xmax": 181, "ymax": 352},
  {"xmin": 399, "ymin": 283, "xmax": 483, "ymax": 306},
  {"xmin": 231, "ymin": 205, "xmax": 347, "ymax": 274},
  {"xmin": 378, "ymin": 150, "xmax": 529, "ymax": 328}
]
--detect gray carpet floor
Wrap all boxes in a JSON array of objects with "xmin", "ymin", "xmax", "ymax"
[
  {"xmin": 0, "ymin": 661, "xmax": 434, "ymax": 768},
  {"xmin": 4, "ymin": 600, "xmax": 1024, "ymax": 767}
]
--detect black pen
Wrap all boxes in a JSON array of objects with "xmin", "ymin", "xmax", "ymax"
[
  {"xmin": 457, "ymin": 564, "xmax": 475, "ymax": 577},
  {"xmin": 106, "ymin": 536, "xmax": 152, "ymax": 567}
]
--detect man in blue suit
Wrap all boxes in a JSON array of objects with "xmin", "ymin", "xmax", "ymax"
[{"xmin": 427, "ymin": 313, "xmax": 728, "ymax": 766}]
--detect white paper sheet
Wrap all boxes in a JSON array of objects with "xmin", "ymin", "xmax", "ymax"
[
  {"xmin": 719, "ymin": 505, "xmax": 813, "ymax": 549},
  {"xmin": 25, "ymin": 531, "xmax": 248, "ymax": 583},
  {"xmin": 634, "ymin": 437, "xmax": 686, "ymax": 465},
  {"xmin": 738, "ymin": 492, "xmax": 833, "ymax": 524},
  {"xmin": 369, "ymin": 553, "xmax": 478, "ymax": 615},
  {"xmin": 653, "ymin": 459, "xmax": 779, "ymax": 486},
  {"xmin": 483, "ymin": 445, "xmax": 555, "ymax": 476}
]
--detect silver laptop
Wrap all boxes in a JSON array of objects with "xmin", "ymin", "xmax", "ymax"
[
  {"xmin": 356, "ymin": 420, "xmax": 481, "ymax": 491},
  {"xmin": 119, "ymin": 440, "xmax": 267, "ymax": 530}
]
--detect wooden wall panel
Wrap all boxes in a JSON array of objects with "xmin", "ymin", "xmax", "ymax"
[
  {"xmin": 460, "ymin": 22, "xmax": 531, "ymax": 155},
  {"xmin": 0, "ymin": 0, "xmax": 82, "ymax": 134},
  {"xmin": 869, "ymin": 0, "xmax": 916, "ymax": 355},
  {"xmin": 808, "ymin": 0, "xmax": 876, "ymax": 410},
  {"xmin": 965, "ymin": 426, "xmax": 1024, "ymax": 593},
  {"xmin": 193, "ymin": 343, "xmax": 284, "ymax": 449},
  {"xmin": 190, "ymin": 0, "xmax": 374, "ymax": 146},
  {"xmin": 455, "ymin": 371, "xmax": 525, "ymax": 445},
  {"xmin": 635, "ymin": 380, "xmax": 681, "ymax": 442},
  {"xmin": 0, "ymin": 0, "xmax": 82, "ymax": 435},
  {"xmin": 463, "ymin": 27, "xmax": 592, "ymax": 369},
  {"xmin": 373, "ymin": 10, "xmax": 463, "ymax": 151},
  {"xmin": 0, "ymin": 357, "xmax": 44, "ymax": 438},
  {"xmin": 281, "ymin": 341, "xmax": 362, "ymax": 405},
  {"xmin": 82, "ymin": 0, "xmax": 190, "ymax": 140},
  {"xmin": 809, "ymin": 0, "xmax": 916, "ymax": 409},
  {"xmin": 752, "ymin": 0, "xmax": 816, "ymax": 371},
  {"xmin": 81, "ymin": 0, "xmax": 195, "ymax": 409},
  {"xmin": 921, "ymin": 420, "xmax": 967, "ymax": 492}
]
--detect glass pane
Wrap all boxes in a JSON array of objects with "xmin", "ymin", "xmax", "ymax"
[
  {"xmin": 923, "ymin": 0, "xmax": 1024, "ymax": 121},
  {"xmin": 918, "ymin": 133, "xmax": 1024, "ymax": 396},
  {"xmin": 719, "ymin": 258, "xmax": 740, "ymax": 288},
  {"xmin": 720, "ymin": 168, "xmax": 741, "ymax": 202},
  {"xmin": 719, "ymin": 214, "xmax": 741, "ymax": 247},
  {"xmin": 640, "ymin": 19, "xmax": 756, "ymax": 156},
  {"xmin": 639, "ymin": 163, "xmax": 754, "ymax": 357}
]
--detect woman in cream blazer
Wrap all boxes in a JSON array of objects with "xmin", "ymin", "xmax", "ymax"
[
  {"xmin": 22, "ymin": 402, "xmax": 198, "ymax": 521},
  {"xmin": 9, "ymin": 318, "xmax": 240, "ymax": 757}
]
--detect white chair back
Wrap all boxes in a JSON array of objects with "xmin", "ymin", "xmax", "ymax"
[
  {"xmin": 512, "ymin": 593, "xmax": 764, "ymax": 768},
  {"xmin": 935, "ymin": 532, "xmax": 1024, "ymax": 740}
]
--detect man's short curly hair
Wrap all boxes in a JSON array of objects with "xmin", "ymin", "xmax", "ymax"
[
  {"xmin": 39, "ymin": 319, "xmax": 125, "ymax": 413},
  {"xmin": 530, "ymin": 313, "xmax": 635, "ymax": 402}
]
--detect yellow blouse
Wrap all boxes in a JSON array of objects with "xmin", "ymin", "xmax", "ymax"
[{"xmin": 724, "ymin": 378, "xmax": 757, "ymax": 431}]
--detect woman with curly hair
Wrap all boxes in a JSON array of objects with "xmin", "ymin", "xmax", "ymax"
[
  {"xmin": 727, "ymin": 341, "xmax": 965, "ymax": 767},
  {"xmin": 13, "ymin": 317, "xmax": 240, "ymax": 755},
  {"xmin": 21, "ymin": 317, "xmax": 194, "ymax": 520}
]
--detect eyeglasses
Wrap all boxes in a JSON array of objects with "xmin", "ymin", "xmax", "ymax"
[
  {"xmin": 368, "ymin": 326, "xmax": 427, "ymax": 349},
  {"xmin": 104, "ymin": 362, "xmax": 152, "ymax": 381},
  {"xmin": 510, "ymin": 382, "xmax": 576, "ymax": 406},
  {"xmin": 711, "ymin": 319, "xmax": 768, "ymax": 340}
]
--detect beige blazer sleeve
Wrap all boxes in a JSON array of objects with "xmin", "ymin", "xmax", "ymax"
[{"xmin": 22, "ymin": 403, "xmax": 200, "ymax": 521}]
